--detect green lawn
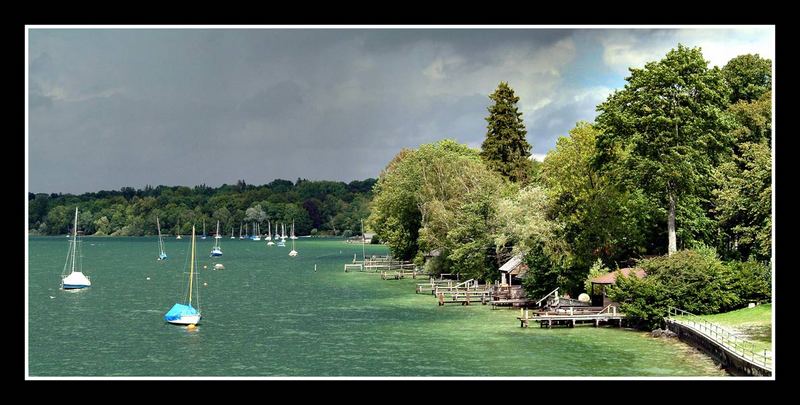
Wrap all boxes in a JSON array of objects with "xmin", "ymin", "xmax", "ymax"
[{"xmin": 676, "ymin": 304, "xmax": 772, "ymax": 352}]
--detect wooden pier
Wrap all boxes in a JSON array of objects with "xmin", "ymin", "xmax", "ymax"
[
  {"xmin": 380, "ymin": 269, "xmax": 424, "ymax": 279},
  {"xmin": 517, "ymin": 305, "xmax": 625, "ymax": 328},
  {"xmin": 433, "ymin": 279, "xmax": 493, "ymax": 305},
  {"xmin": 416, "ymin": 279, "xmax": 457, "ymax": 294},
  {"xmin": 344, "ymin": 263, "xmax": 363, "ymax": 272},
  {"xmin": 436, "ymin": 290, "xmax": 492, "ymax": 305}
]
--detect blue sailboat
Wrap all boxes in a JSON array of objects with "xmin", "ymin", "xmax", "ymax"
[{"xmin": 164, "ymin": 225, "xmax": 202, "ymax": 325}]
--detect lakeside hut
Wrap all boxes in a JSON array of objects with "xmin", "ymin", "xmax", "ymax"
[
  {"xmin": 495, "ymin": 254, "xmax": 528, "ymax": 301},
  {"xmin": 589, "ymin": 267, "xmax": 646, "ymax": 307},
  {"xmin": 498, "ymin": 254, "xmax": 528, "ymax": 286}
]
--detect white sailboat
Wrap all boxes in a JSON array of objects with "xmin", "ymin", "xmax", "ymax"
[
  {"xmin": 61, "ymin": 207, "xmax": 91, "ymax": 289},
  {"xmin": 277, "ymin": 223, "xmax": 286, "ymax": 247},
  {"xmin": 275, "ymin": 224, "xmax": 286, "ymax": 247},
  {"xmin": 251, "ymin": 222, "xmax": 261, "ymax": 241},
  {"xmin": 157, "ymin": 216, "xmax": 168, "ymax": 260},
  {"xmin": 210, "ymin": 221, "xmax": 223, "ymax": 257},
  {"xmin": 288, "ymin": 221, "xmax": 298, "ymax": 256},
  {"xmin": 239, "ymin": 223, "xmax": 244, "ymax": 239},
  {"xmin": 201, "ymin": 220, "xmax": 207, "ymax": 240},
  {"xmin": 266, "ymin": 219, "xmax": 274, "ymax": 246},
  {"xmin": 230, "ymin": 225, "xmax": 235, "ymax": 239},
  {"xmin": 176, "ymin": 219, "xmax": 182, "ymax": 239},
  {"xmin": 164, "ymin": 225, "xmax": 201, "ymax": 325}
]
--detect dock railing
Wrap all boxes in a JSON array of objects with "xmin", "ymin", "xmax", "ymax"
[
  {"xmin": 535, "ymin": 288, "xmax": 559, "ymax": 308},
  {"xmin": 666, "ymin": 306, "xmax": 772, "ymax": 370}
]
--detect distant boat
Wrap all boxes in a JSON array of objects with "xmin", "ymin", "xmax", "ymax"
[
  {"xmin": 61, "ymin": 207, "xmax": 91, "ymax": 289},
  {"xmin": 201, "ymin": 220, "xmax": 207, "ymax": 240},
  {"xmin": 156, "ymin": 216, "xmax": 168, "ymax": 260},
  {"xmin": 239, "ymin": 222, "xmax": 244, "ymax": 240},
  {"xmin": 266, "ymin": 219, "xmax": 274, "ymax": 246},
  {"xmin": 230, "ymin": 226, "xmax": 235, "ymax": 239},
  {"xmin": 251, "ymin": 222, "xmax": 261, "ymax": 241},
  {"xmin": 288, "ymin": 221, "xmax": 298, "ymax": 256},
  {"xmin": 176, "ymin": 219, "xmax": 182, "ymax": 239},
  {"xmin": 210, "ymin": 221, "xmax": 223, "ymax": 257},
  {"xmin": 164, "ymin": 225, "xmax": 201, "ymax": 325}
]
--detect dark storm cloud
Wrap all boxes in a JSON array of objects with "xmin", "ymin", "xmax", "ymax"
[{"xmin": 27, "ymin": 27, "xmax": 773, "ymax": 194}]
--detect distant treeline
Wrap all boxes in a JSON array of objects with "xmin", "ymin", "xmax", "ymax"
[{"xmin": 29, "ymin": 178, "xmax": 376, "ymax": 237}]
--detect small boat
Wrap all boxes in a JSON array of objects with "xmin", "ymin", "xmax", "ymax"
[
  {"xmin": 266, "ymin": 219, "xmax": 275, "ymax": 246},
  {"xmin": 156, "ymin": 216, "xmax": 168, "ymax": 260},
  {"xmin": 61, "ymin": 207, "xmax": 91, "ymax": 289},
  {"xmin": 164, "ymin": 226, "xmax": 202, "ymax": 325},
  {"xmin": 201, "ymin": 220, "xmax": 207, "ymax": 240},
  {"xmin": 210, "ymin": 221, "xmax": 223, "ymax": 257},
  {"xmin": 288, "ymin": 220, "xmax": 298, "ymax": 256}
]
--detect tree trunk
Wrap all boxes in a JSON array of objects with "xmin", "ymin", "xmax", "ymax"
[{"xmin": 667, "ymin": 190, "xmax": 677, "ymax": 256}]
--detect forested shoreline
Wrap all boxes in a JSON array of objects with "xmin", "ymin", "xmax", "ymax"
[
  {"xmin": 367, "ymin": 45, "xmax": 772, "ymax": 326},
  {"xmin": 28, "ymin": 178, "xmax": 375, "ymax": 238}
]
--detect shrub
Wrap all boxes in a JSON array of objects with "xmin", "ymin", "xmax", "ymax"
[
  {"xmin": 608, "ymin": 249, "xmax": 760, "ymax": 330},
  {"xmin": 726, "ymin": 259, "xmax": 771, "ymax": 304}
]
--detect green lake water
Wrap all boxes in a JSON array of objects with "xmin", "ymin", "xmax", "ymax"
[{"xmin": 28, "ymin": 237, "xmax": 727, "ymax": 377}]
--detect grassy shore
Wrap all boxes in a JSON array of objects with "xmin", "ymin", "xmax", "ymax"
[{"xmin": 697, "ymin": 304, "xmax": 772, "ymax": 352}]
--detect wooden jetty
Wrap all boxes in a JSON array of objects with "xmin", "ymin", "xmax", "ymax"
[
  {"xmin": 436, "ymin": 290, "xmax": 492, "ymax": 306},
  {"xmin": 343, "ymin": 263, "xmax": 363, "ymax": 272},
  {"xmin": 517, "ymin": 305, "xmax": 625, "ymax": 328},
  {"xmin": 416, "ymin": 279, "xmax": 457, "ymax": 294},
  {"xmin": 380, "ymin": 269, "xmax": 424, "ymax": 279},
  {"xmin": 364, "ymin": 260, "xmax": 416, "ymax": 272},
  {"xmin": 434, "ymin": 279, "xmax": 493, "ymax": 305}
]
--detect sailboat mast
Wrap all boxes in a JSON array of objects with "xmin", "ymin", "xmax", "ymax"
[
  {"xmin": 188, "ymin": 226, "xmax": 195, "ymax": 305},
  {"xmin": 361, "ymin": 219, "xmax": 366, "ymax": 262},
  {"xmin": 71, "ymin": 207, "xmax": 79, "ymax": 274}
]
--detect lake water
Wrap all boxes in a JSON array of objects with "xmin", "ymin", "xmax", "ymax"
[{"xmin": 27, "ymin": 236, "xmax": 727, "ymax": 377}]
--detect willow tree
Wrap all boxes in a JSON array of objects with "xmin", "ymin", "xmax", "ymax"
[
  {"xmin": 595, "ymin": 45, "xmax": 731, "ymax": 255},
  {"xmin": 480, "ymin": 82, "xmax": 533, "ymax": 184},
  {"xmin": 369, "ymin": 139, "xmax": 511, "ymax": 280}
]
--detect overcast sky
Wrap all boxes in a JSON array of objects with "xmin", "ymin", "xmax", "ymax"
[{"xmin": 27, "ymin": 26, "xmax": 775, "ymax": 194}]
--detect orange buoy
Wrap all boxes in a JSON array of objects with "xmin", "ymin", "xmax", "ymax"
[{"xmin": 187, "ymin": 324, "xmax": 197, "ymax": 330}]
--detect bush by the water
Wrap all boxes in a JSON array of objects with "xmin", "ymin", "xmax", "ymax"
[{"xmin": 608, "ymin": 249, "xmax": 771, "ymax": 329}]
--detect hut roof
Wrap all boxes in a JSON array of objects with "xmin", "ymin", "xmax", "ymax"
[
  {"xmin": 500, "ymin": 254, "xmax": 529, "ymax": 276},
  {"xmin": 590, "ymin": 267, "xmax": 646, "ymax": 285}
]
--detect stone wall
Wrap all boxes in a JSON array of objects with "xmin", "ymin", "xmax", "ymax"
[{"xmin": 666, "ymin": 321, "xmax": 771, "ymax": 377}]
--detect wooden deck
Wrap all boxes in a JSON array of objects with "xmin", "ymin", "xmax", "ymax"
[
  {"xmin": 436, "ymin": 290, "xmax": 492, "ymax": 306},
  {"xmin": 490, "ymin": 298, "xmax": 531, "ymax": 308},
  {"xmin": 380, "ymin": 269, "xmax": 424, "ymax": 279},
  {"xmin": 517, "ymin": 305, "xmax": 625, "ymax": 328}
]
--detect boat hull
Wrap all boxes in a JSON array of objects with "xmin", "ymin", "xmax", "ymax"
[
  {"xmin": 62, "ymin": 272, "xmax": 91, "ymax": 289},
  {"xmin": 62, "ymin": 284, "xmax": 90, "ymax": 289},
  {"xmin": 166, "ymin": 315, "xmax": 201, "ymax": 325}
]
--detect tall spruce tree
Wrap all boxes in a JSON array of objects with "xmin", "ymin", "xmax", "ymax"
[{"xmin": 480, "ymin": 82, "xmax": 533, "ymax": 184}]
